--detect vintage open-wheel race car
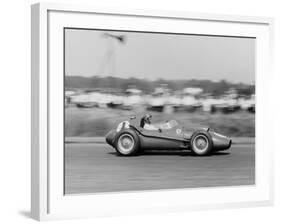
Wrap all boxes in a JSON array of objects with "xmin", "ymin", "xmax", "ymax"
[{"xmin": 105, "ymin": 115, "xmax": 232, "ymax": 156}]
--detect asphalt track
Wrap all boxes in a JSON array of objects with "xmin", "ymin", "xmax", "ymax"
[{"xmin": 64, "ymin": 143, "xmax": 255, "ymax": 194}]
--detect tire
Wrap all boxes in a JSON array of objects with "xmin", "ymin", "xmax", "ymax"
[
  {"xmin": 190, "ymin": 130, "xmax": 213, "ymax": 156},
  {"xmin": 115, "ymin": 130, "xmax": 140, "ymax": 156}
]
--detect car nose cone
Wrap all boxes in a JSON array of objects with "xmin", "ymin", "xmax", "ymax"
[
  {"xmin": 228, "ymin": 139, "xmax": 232, "ymax": 149},
  {"xmin": 105, "ymin": 129, "xmax": 116, "ymax": 146}
]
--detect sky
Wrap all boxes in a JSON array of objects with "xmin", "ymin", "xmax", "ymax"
[{"xmin": 65, "ymin": 28, "xmax": 255, "ymax": 84}]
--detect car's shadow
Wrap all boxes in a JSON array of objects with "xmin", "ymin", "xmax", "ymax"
[{"xmin": 108, "ymin": 151, "xmax": 230, "ymax": 157}]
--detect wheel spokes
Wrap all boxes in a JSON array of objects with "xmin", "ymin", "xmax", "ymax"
[
  {"xmin": 121, "ymin": 136, "xmax": 133, "ymax": 149},
  {"xmin": 193, "ymin": 135, "xmax": 209, "ymax": 151},
  {"xmin": 118, "ymin": 134, "xmax": 135, "ymax": 153}
]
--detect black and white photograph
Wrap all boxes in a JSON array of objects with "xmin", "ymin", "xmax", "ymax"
[{"xmin": 64, "ymin": 28, "xmax": 255, "ymax": 195}]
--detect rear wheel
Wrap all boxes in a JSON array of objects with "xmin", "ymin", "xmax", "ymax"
[
  {"xmin": 115, "ymin": 131, "xmax": 140, "ymax": 156},
  {"xmin": 190, "ymin": 130, "xmax": 213, "ymax": 156}
]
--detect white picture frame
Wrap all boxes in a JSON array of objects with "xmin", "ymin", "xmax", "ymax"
[{"xmin": 31, "ymin": 2, "xmax": 274, "ymax": 221}]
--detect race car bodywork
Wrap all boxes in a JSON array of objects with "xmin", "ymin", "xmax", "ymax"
[{"xmin": 105, "ymin": 117, "xmax": 232, "ymax": 156}]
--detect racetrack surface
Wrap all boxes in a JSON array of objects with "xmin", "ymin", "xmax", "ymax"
[{"xmin": 64, "ymin": 143, "xmax": 255, "ymax": 194}]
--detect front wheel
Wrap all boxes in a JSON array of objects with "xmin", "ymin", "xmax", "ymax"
[
  {"xmin": 190, "ymin": 130, "xmax": 213, "ymax": 156},
  {"xmin": 115, "ymin": 131, "xmax": 140, "ymax": 156}
]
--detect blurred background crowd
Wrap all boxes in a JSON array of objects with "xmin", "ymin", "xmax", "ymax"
[{"xmin": 65, "ymin": 76, "xmax": 255, "ymax": 114}]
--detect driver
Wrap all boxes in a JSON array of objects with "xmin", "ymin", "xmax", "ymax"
[
  {"xmin": 140, "ymin": 114, "xmax": 151, "ymax": 128},
  {"xmin": 140, "ymin": 114, "xmax": 160, "ymax": 131}
]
